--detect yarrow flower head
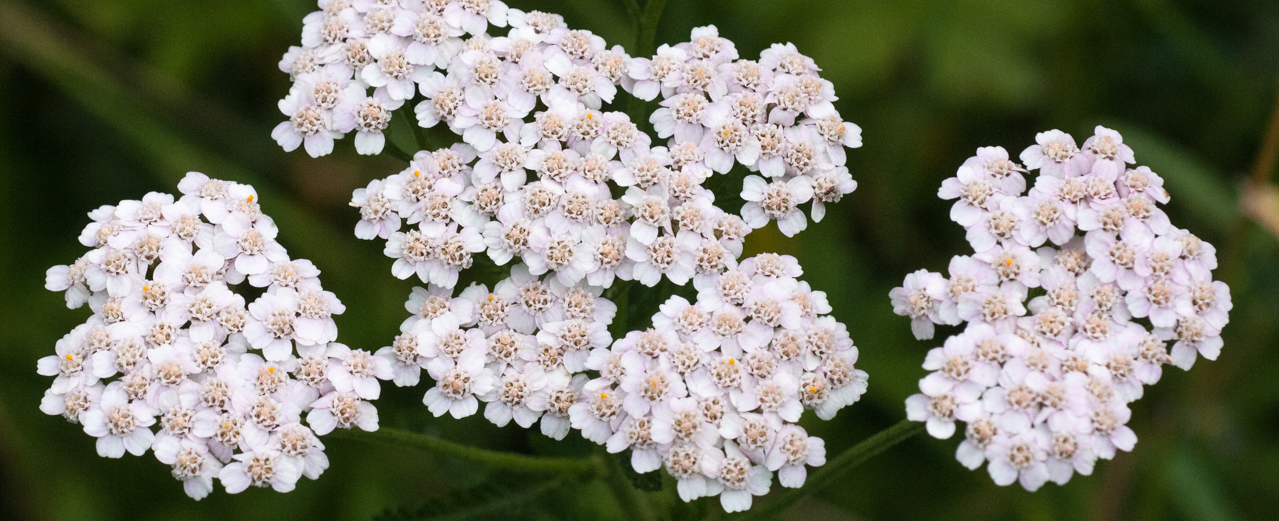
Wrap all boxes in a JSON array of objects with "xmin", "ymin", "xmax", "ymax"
[
  {"xmin": 371, "ymin": 254, "xmax": 864, "ymax": 513},
  {"xmin": 41, "ymin": 172, "xmax": 393, "ymax": 499},
  {"xmin": 892, "ymin": 126, "xmax": 1231, "ymax": 491},
  {"xmin": 243, "ymin": 0, "xmax": 868, "ymax": 513},
  {"xmin": 277, "ymin": 0, "xmax": 862, "ymax": 242}
]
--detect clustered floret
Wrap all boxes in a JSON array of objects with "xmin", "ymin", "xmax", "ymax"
[
  {"xmin": 278, "ymin": 0, "xmax": 861, "ymax": 238},
  {"xmin": 41, "ymin": 172, "xmax": 393, "ymax": 500},
  {"xmin": 40, "ymin": 0, "xmax": 870, "ymax": 511},
  {"xmin": 378, "ymin": 254, "xmax": 864, "ymax": 512},
  {"xmin": 297, "ymin": 2, "xmax": 867, "ymax": 511},
  {"xmin": 891, "ymin": 127, "xmax": 1232, "ymax": 490}
]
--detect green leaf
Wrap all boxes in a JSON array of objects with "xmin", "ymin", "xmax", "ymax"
[
  {"xmin": 1103, "ymin": 122, "xmax": 1237, "ymax": 233},
  {"xmin": 1165, "ymin": 449, "xmax": 1246, "ymax": 521}
]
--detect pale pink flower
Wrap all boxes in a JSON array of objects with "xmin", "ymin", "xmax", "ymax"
[
  {"xmin": 423, "ymin": 347, "xmax": 494, "ymax": 418},
  {"xmin": 81, "ymin": 383, "xmax": 156, "ymax": 458}
]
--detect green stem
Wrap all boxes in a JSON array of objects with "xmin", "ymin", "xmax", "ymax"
[
  {"xmin": 382, "ymin": 130, "xmax": 414, "ymax": 162},
  {"xmin": 399, "ymin": 105, "xmax": 431, "ymax": 152},
  {"xmin": 603, "ymin": 451, "xmax": 656, "ymax": 521},
  {"xmin": 729, "ymin": 420, "xmax": 925, "ymax": 520},
  {"xmin": 605, "ymin": 280, "xmax": 633, "ymax": 340},
  {"xmin": 330, "ymin": 427, "xmax": 601, "ymax": 475},
  {"xmin": 627, "ymin": 0, "xmax": 670, "ymax": 132},
  {"xmin": 632, "ymin": 0, "xmax": 669, "ymax": 58},
  {"xmin": 454, "ymin": 476, "xmax": 572, "ymax": 518},
  {"xmin": 617, "ymin": 0, "xmax": 641, "ymax": 22}
]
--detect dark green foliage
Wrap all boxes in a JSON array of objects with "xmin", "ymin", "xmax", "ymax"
[
  {"xmin": 1, "ymin": 0, "xmax": 1277, "ymax": 520},
  {"xmin": 614, "ymin": 452, "xmax": 663, "ymax": 492},
  {"xmin": 372, "ymin": 479, "xmax": 562, "ymax": 521}
]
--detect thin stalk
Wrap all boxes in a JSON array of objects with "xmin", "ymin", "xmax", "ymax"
[
  {"xmin": 382, "ymin": 129, "xmax": 415, "ymax": 162},
  {"xmin": 603, "ymin": 451, "xmax": 656, "ymax": 521},
  {"xmin": 330, "ymin": 427, "xmax": 600, "ymax": 475},
  {"xmin": 729, "ymin": 420, "xmax": 925, "ymax": 520},
  {"xmin": 1221, "ymin": 84, "xmax": 1279, "ymax": 285},
  {"xmin": 400, "ymin": 105, "xmax": 431, "ymax": 152},
  {"xmin": 450, "ymin": 476, "xmax": 572, "ymax": 518},
  {"xmin": 632, "ymin": 0, "xmax": 670, "ymax": 59},
  {"xmin": 605, "ymin": 280, "xmax": 633, "ymax": 340},
  {"xmin": 627, "ymin": 0, "xmax": 670, "ymax": 133},
  {"xmin": 1251, "ymin": 87, "xmax": 1279, "ymax": 185},
  {"xmin": 618, "ymin": 0, "xmax": 641, "ymax": 22}
]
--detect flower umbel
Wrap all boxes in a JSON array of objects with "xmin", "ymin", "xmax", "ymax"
[
  {"xmin": 41, "ymin": 172, "xmax": 393, "ymax": 499},
  {"xmin": 892, "ymin": 126, "xmax": 1231, "ymax": 491}
]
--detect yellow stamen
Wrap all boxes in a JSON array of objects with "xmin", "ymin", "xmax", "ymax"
[
  {"xmin": 66, "ymin": 354, "xmax": 74, "ymax": 361},
  {"xmin": 414, "ymin": 170, "xmax": 421, "ymax": 177},
  {"xmin": 487, "ymin": 294, "xmax": 495, "ymax": 302},
  {"xmin": 247, "ymin": 195, "xmax": 255, "ymax": 203},
  {"xmin": 1005, "ymin": 259, "xmax": 1013, "ymax": 266},
  {"xmin": 728, "ymin": 358, "xmax": 736, "ymax": 365},
  {"xmin": 600, "ymin": 392, "xmax": 607, "ymax": 399},
  {"xmin": 808, "ymin": 386, "xmax": 817, "ymax": 393}
]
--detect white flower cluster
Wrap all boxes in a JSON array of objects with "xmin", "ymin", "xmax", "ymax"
[
  {"xmin": 376, "ymin": 254, "xmax": 864, "ymax": 513},
  {"xmin": 41, "ymin": 173, "xmax": 392, "ymax": 500},
  {"xmin": 278, "ymin": 0, "xmax": 861, "ymax": 237},
  {"xmin": 891, "ymin": 127, "xmax": 1232, "ymax": 490},
  {"xmin": 274, "ymin": 0, "xmax": 870, "ymax": 512}
]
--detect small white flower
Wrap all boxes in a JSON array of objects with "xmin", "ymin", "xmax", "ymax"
[
  {"xmin": 624, "ymin": 231, "xmax": 699, "ymax": 287},
  {"xmin": 423, "ymin": 347, "xmax": 494, "ymax": 418},
  {"xmin": 890, "ymin": 270, "xmax": 949, "ymax": 340},
  {"xmin": 272, "ymin": 88, "xmax": 341, "ymax": 158},
  {"xmin": 153, "ymin": 437, "xmax": 223, "ymax": 500},
  {"xmin": 219, "ymin": 448, "xmax": 302, "ymax": 494},
  {"xmin": 704, "ymin": 442, "xmax": 772, "ymax": 513},
  {"xmin": 363, "ymin": 36, "xmax": 436, "ymax": 101},
  {"xmin": 765, "ymin": 425, "xmax": 825, "ymax": 488},
  {"xmin": 334, "ymin": 92, "xmax": 404, "ymax": 155},
  {"xmin": 443, "ymin": 0, "xmax": 509, "ymax": 36},
  {"xmin": 81, "ymin": 383, "xmax": 156, "ymax": 458},
  {"xmin": 307, "ymin": 391, "xmax": 380, "ymax": 434},
  {"xmin": 739, "ymin": 175, "xmax": 814, "ymax": 237}
]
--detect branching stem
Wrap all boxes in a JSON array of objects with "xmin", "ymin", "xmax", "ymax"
[
  {"xmin": 729, "ymin": 420, "xmax": 925, "ymax": 520},
  {"xmin": 382, "ymin": 130, "xmax": 414, "ymax": 162},
  {"xmin": 330, "ymin": 427, "xmax": 602, "ymax": 476},
  {"xmin": 399, "ymin": 105, "xmax": 431, "ymax": 153}
]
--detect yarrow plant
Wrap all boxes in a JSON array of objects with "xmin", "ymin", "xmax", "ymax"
[
  {"xmin": 38, "ymin": 0, "xmax": 1247, "ymax": 514},
  {"xmin": 41, "ymin": 173, "xmax": 393, "ymax": 499},
  {"xmin": 268, "ymin": 0, "xmax": 866, "ymax": 513},
  {"xmin": 891, "ymin": 126, "xmax": 1232, "ymax": 490}
]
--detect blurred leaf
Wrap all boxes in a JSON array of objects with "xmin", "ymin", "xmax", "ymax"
[
  {"xmin": 1165, "ymin": 449, "xmax": 1245, "ymax": 521},
  {"xmin": 614, "ymin": 452, "xmax": 663, "ymax": 492},
  {"xmin": 1129, "ymin": 0, "xmax": 1252, "ymax": 96},
  {"xmin": 1241, "ymin": 181, "xmax": 1279, "ymax": 241},
  {"xmin": 4, "ymin": 0, "xmax": 1279, "ymax": 519},
  {"xmin": 0, "ymin": 0, "xmax": 387, "ymax": 309},
  {"xmin": 1107, "ymin": 122, "xmax": 1238, "ymax": 232}
]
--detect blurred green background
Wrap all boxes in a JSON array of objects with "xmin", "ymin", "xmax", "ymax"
[{"xmin": 1, "ymin": 0, "xmax": 1278, "ymax": 519}]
